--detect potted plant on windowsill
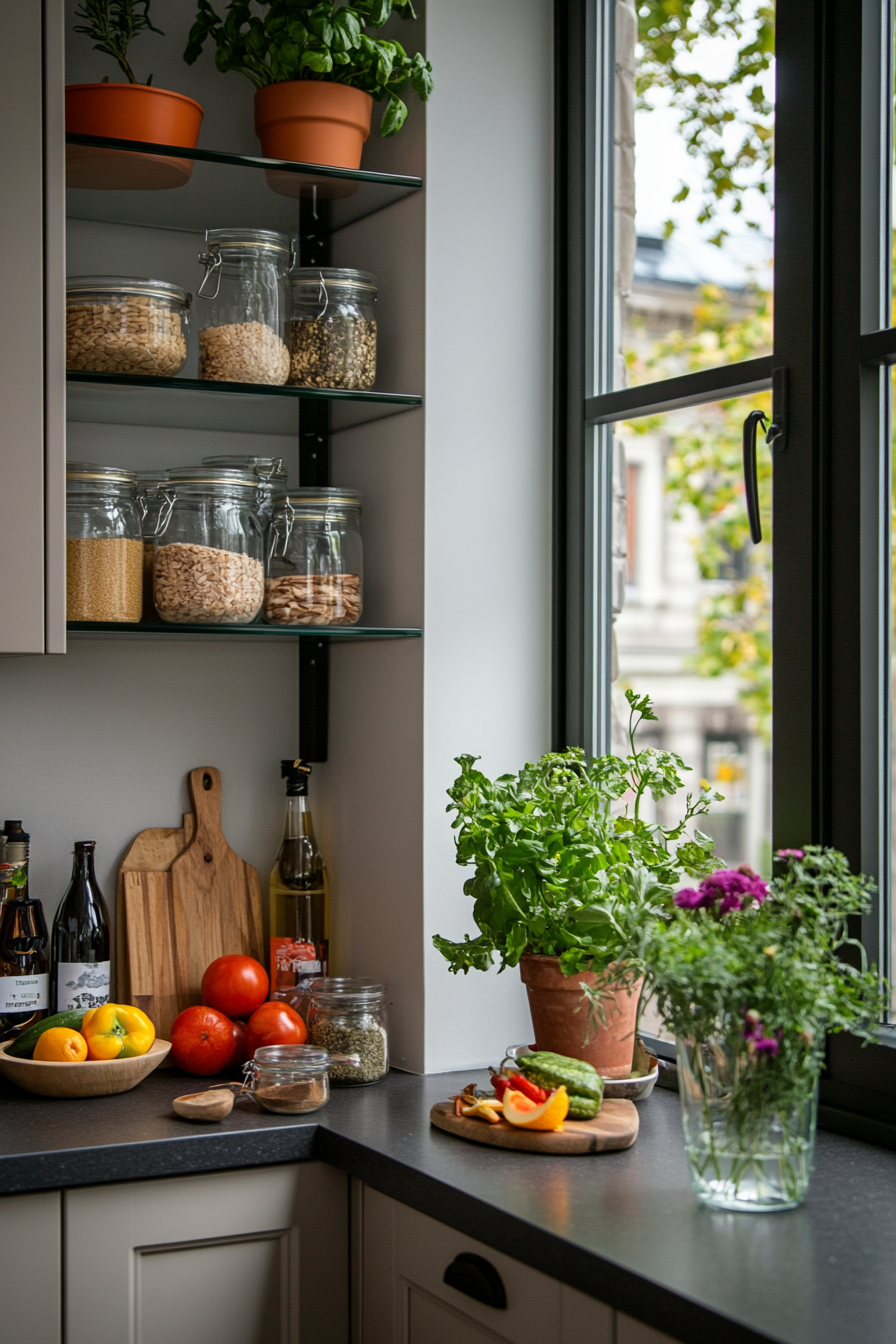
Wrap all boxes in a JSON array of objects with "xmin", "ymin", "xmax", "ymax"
[
  {"xmin": 639, "ymin": 848, "xmax": 886, "ymax": 1211},
  {"xmin": 433, "ymin": 692, "xmax": 722, "ymax": 1078},
  {"xmin": 183, "ymin": 0, "xmax": 432, "ymax": 173},
  {"xmin": 67, "ymin": 1, "xmax": 204, "ymax": 175}
]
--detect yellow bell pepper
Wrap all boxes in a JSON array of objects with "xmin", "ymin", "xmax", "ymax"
[{"xmin": 81, "ymin": 1003, "xmax": 155, "ymax": 1060}]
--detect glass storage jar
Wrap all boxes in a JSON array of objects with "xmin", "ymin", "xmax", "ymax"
[
  {"xmin": 196, "ymin": 229, "xmax": 291, "ymax": 385},
  {"xmin": 135, "ymin": 469, "xmax": 171, "ymax": 622},
  {"xmin": 153, "ymin": 466, "xmax": 264, "ymax": 625},
  {"xmin": 265, "ymin": 489, "xmax": 363, "ymax": 626},
  {"xmin": 288, "ymin": 267, "xmax": 377, "ymax": 390},
  {"xmin": 66, "ymin": 276, "xmax": 189, "ymax": 377},
  {"xmin": 242, "ymin": 1045, "xmax": 332, "ymax": 1115},
  {"xmin": 66, "ymin": 463, "xmax": 143, "ymax": 623},
  {"xmin": 308, "ymin": 978, "xmax": 388, "ymax": 1086},
  {"xmin": 201, "ymin": 455, "xmax": 287, "ymax": 531}
]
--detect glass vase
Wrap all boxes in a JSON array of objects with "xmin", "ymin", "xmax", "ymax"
[{"xmin": 676, "ymin": 1037, "xmax": 818, "ymax": 1212}]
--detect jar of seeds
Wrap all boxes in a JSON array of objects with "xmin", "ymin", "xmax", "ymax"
[
  {"xmin": 308, "ymin": 978, "xmax": 388, "ymax": 1086},
  {"xmin": 66, "ymin": 276, "xmax": 190, "ymax": 377},
  {"xmin": 196, "ymin": 229, "xmax": 291, "ymax": 385},
  {"xmin": 66, "ymin": 463, "xmax": 143, "ymax": 623},
  {"xmin": 288, "ymin": 268, "xmax": 377, "ymax": 390},
  {"xmin": 265, "ymin": 489, "xmax": 363, "ymax": 626}
]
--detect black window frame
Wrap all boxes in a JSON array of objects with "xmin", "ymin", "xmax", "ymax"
[{"xmin": 555, "ymin": 0, "xmax": 896, "ymax": 1145}]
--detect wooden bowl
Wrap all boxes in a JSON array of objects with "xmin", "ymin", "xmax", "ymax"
[{"xmin": 0, "ymin": 1038, "xmax": 171, "ymax": 1098}]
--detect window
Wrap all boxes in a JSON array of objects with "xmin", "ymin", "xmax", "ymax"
[{"xmin": 556, "ymin": 0, "xmax": 896, "ymax": 1136}]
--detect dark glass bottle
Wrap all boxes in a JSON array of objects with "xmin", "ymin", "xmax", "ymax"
[
  {"xmin": 269, "ymin": 759, "xmax": 329, "ymax": 1011},
  {"xmin": 51, "ymin": 841, "xmax": 111, "ymax": 1013},
  {"xmin": 0, "ymin": 824, "xmax": 49, "ymax": 1037}
]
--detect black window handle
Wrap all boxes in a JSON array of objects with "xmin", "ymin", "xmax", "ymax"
[
  {"xmin": 742, "ymin": 408, "xmax": 768, "ymax": 544},
  {"xmin": 443, "ymin": 1252, "xmax": 508, "ymax": 1310}
]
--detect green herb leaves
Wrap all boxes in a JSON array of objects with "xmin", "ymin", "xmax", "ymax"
[
  {"xmin": 183, "ymin": 1, "xmax": 433, "ymax": 137},
  {"xmin": 74, "ymin": 0, "xmax": 163, "ymax": 86},
  {"xmin": 433, "ymin": 693, "xmax": 721, "ymax": 978}
]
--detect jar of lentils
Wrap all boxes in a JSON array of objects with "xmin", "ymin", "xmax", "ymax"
[
  {"xmin": 288, "ymin": 268, "xmax": 377, "ymax": 390},
  {"xmin": 196, "ymin": 229, "xmax": 291, "ymax": 385},
  {"xmin": 308, "ymin": 978, "xmax": 388, "ymax": 1086},
  {"xmin": 265, "ymin": 489, "xmax": 363, "ymax": 626},
  {"xmin": 201, "ymin": 455, "xmax": 287, "ymax": 532},
  {"xmin": 66, "ymin": 276, "xmax": 189, "ymax": 377},
  {"xmin": 67, "ymin": 463, "xmax": 144, "ymax": 622},
  {"xmin": 153, "ymin": 466, "xmax": 264, "ymax": 625}
]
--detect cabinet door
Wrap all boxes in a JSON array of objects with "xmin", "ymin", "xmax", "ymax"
[
  {"xmin": 0, "ymin": 1190, "xmax": 61, "ymax": 1343},
  {"xmin": 617, "ymin": 1313, "xmax": 681, "ymax": 1344},
  {"xmin": 65, "ymin": 1163, "xmax": 348, "ymax": 1344},
  {"xmin": 360, "ymin": 1184, "xmax": 612, "ymax": 1344}
]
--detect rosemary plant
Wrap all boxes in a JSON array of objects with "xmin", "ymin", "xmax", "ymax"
[{"xmin": 74, "ymin": 0, "xmax": 163, "ymax": 85}]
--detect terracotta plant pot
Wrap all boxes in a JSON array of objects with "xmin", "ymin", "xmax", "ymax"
[
  {"xmin": 65, "ymin": 84, "xmax": 204, "ymax": 191},
  {"xmin": 519, "ymin": 953, "xmax": 643, "ymax": 1079},
  {"xmin": 254, "ymin": 80, "xmax": 373, "ymax": 169}
]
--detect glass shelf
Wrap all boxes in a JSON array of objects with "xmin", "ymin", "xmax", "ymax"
[
  {"xmin": 66, "ymin": 133, "xmax": 422, "ymax": 234},
  {"xmin": 68, "ymin": 622, "xmax": 421, "ymax": 641}
]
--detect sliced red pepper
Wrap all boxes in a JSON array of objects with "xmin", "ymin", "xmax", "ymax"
[
  {"xmin": 491, "ymin": 1074, "xmax": 511, "ymax": 1100},
  {"xmin": 509, "ymin": 1072, "xmax": 549, "ymax": 1104}
]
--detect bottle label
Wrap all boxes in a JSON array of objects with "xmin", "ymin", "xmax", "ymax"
[
  {"xmin": 0, "ymin": 859, "xmax": 27, "ymax": 893},
  {"xmin": 55, "ymin": 961, "xmax": 111, "ymax": 1012},
  {"xmin": 0, "ymin": 973, "xmax": 47, "ymax": 1012},
  {"xmin": 270, "ymin": 938, "xmax": 328, "ymax": 994}
]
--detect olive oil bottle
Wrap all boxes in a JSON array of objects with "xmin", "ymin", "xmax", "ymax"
[{"xmin": 269, "ymin": 760, "xmax": 329, "ymax": 1009}]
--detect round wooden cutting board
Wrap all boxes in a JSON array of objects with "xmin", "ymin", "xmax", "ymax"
[{"xmin": 430, "ymin": 1098, "xmax": 638, "ymax": 1154}]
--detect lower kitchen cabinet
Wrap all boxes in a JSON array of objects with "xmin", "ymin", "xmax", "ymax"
[
  {"xmin": 0, "ymin": 1190, "xmax": 61, "ymax": 1344},
  {"xmin": 65, "ymin": 1163, "xmax": 349, "ymax": 1344}
]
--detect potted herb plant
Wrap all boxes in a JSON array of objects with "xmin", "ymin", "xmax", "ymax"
[
  {"xmin": 433, "ymin": 691, "xmax": 721, "ymax": 1077},
  {"xmin": 183, "ymin": 0, "xmax": 433, "ymax": 170},
  {"xmin": 67, "ymin": 2, "xmax": 204, "ymax": 156},
  {"xmin": 640, "ymin": 848, "xmax": 886, "ymax": 1211}
]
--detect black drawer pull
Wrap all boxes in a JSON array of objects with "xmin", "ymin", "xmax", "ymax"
[{"xmin": 443, "ymin": 1252, "xmax": 508, "ymax": 1310}]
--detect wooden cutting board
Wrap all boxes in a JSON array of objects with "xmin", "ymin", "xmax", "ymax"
[
  {"xmin": 116, "ymin": 767, "xmax": 264, "ymax": 1041},
  {"xmin": 430, "ymin": 1099, "xmax": 639, "ymax": 1154}
]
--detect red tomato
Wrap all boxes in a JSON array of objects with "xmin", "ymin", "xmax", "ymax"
[
  {"xmin": 246, "ymin": 1001, "xmax": 307, "ymax": 1056},
  {"xmin": 170, "ymin": 1005, "xmax": 235, "ymax": 1076},
  {"xmin": 201, "ymin": 955, "xmax": 269, "ymax": 1019},
  {"xmin": 229, "ymin": 1019, "xmax": 249, "ymax": 1069}
]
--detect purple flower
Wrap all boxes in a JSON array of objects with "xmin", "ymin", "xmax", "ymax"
[
  {"xmin": 775, "ymin": 848, "xmax": 804, "ymax": 860},
  {"xmin": 674, "ymin": 887, "xmax": 710, "ymax": 908},
  {"xmin": 675, "ymin": 867, "xmax": 769, "ymax": 913},
  {"xmin": 753, "ymin": 1036, "xmax": 779, "ymax": 1056}
]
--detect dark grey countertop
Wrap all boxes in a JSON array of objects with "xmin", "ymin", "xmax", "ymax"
[{"xmin": 1, "ymin": 1066, "xmax": 894, "ymax": 1344}]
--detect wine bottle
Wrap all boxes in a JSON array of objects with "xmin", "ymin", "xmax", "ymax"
[
  {"xmin": 51, "ymin": 840, "xmax": 111, "ymax": 1013},
  {"xmin": 0, "ymin": 824, "xmax": 49, "ymax": 1037},
  {"xmin": 269, "ymin": 759, "xmax": 329, "ymax": 1011}
]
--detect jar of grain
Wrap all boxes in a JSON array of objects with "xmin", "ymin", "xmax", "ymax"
[
  {"xmin": 196, "ymin": 229, "xmax": 291, "ymax": 385},
  {"xmin": 153, "ymin": 466, "xmax": 264, "ymax": 625},
  {"xmin": 265, "ymin": 489, "xmax": 363, "ymax": 627},
  {"xmin": 288, "ymin": 268, "xmax": 377, "ymax": 390},
  {"xmin": 66, "ymin": 276, "xmax": 190, "ymax": 377},
  {"xmin": 308, "ymin": 978, "xmax": 388, "ymax": 1086},
  {"xmin": 135, "ymin": 470, "xmax": 172, "ymax": 622},
  {"xmin": 200, "ymin": 455, "xmax": 287, "ymax": 532},
  {"xmin": 66, "ymin": 463, "xmax": 143, "ymax": 623}
]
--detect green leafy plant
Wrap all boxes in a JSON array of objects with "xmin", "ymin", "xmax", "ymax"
[
  {"xmin": 433, "ymin": 691, "xmax": 721, "ymax": 980},
  {"xmin": 74, "ymin": 0, "xmax": 164, "ymax": 86},
  {"xmin": 184, "ymin": 1, "xmax": 433, "ymax": 137}
]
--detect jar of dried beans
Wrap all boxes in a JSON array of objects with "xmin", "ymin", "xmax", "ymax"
[
  {"xmin": 196, "ymin": 229, "xmax": 291, "ymax": 385},
  {"xmin": 66, "ymin": 276, "xmax": 189, "ymax": 377},
  {"xmin": 265, "ymin": 489, "xmax": 363, "ymax": 627},
  {"xmin": 153, "ymin": 466, "xmax": 264, "ymax": 625},
  {"xmin": 288, "ymin": 268, "xmax": 377, "ymax": 390},
  {"xmin": 200, "ymin": 455, "xmax": 287, "ymax": 532},
  {"xmin": 66, "ymin": 463, "xmax": 144, "ymax": 623}
]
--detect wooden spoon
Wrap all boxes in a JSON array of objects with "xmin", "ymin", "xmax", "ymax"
[{"xmin": 172, "ymin": 1089, "xmax": 235, "ymax": 1122}]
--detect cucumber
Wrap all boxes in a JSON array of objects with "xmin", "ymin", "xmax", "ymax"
[
  {"xmin": 519, "ymin": 1053, "xmax": 605, "ymax": 1103},
  {"xmin": 8, "ymin": 1011, "xmax": 85, "ymax": 1058},
  {"xmin": 567, "ymin": 1093, "xmax": 601, "ymax": 1121}
]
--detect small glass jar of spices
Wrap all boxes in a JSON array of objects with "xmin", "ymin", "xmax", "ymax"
[
  {"xmin": 242, "ymin": 1045, "xmax": 333, "ymax": 1115},
  {"xmin": 196, "ymin": 229, "xmax": 291, "ymax": 385},
  {"xmin": 66, "ymin": 276, "xmax": 189, "ymax": 377},
  {"xmin": 66, "ymin": 463, "xmax": 144, "ymax": 623},
  {"xmin": 308, "ymin": 978, "xmax": 388, "ymax": 1086},
  {"xmin": 288, "ymin": 268, "xmax": 377, "ymax": 390},
  {"xmin": 201, "ymin": 455, "xmax": 287, "ymax": 532},
  {"xmin": 153, "ymin": 466, "xmax": 264, "ymax": 625},
  {"xmin": 265, "ymin": 489, "xmax": 363, "ymax": 626}
]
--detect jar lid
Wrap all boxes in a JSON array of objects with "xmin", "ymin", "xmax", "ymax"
[
  {"xmin": 202, "ymin": 455, "xmax": 287, "ymax": 483},
  {"xmin": 310, "ymin": 976, "xmax": 385, "ymax": 1003},
  {"xmin": 167, "ymin": 465, "xmax": 261, "ymax": 490},
  {"xmin": 135, "ymin": 469, "xmax": 170, "ymax": 488},
  {"xmin": 290, "ymin": 267, "xmax": 377, "ymax": 294},
  {"xmin": 66, "ymin": 275, "xmax": 189, "ymax": 305},
  {"xmin": 253, "ymin": 1045, "xmax": 330, "ymax": 1074},
  {"xmin": 66, "ymin": 461, "xmax": 137, "ymax": 485},
  {"xmin": 204, "ymin": 228, "xmax": 290, "ymax": 255},
  {"xmin": 273, "ymin": 488, "xmax": 361, "ymax": 511}
]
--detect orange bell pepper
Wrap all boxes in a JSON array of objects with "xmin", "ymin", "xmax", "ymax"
[{"xmin": 81, "ymin": 1003, "xmax": 155, "ymax": 1060}]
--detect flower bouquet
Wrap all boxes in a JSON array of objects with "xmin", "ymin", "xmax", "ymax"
[{"xmin": 641, "ymin": 848, "xmax": 886, "ymax": 1211}]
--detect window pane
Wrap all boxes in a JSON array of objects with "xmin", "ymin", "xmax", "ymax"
[
  {"xmin": 611, "ymin": 3, "xmax": 775, "ymax": 390},
  {"xmin": 612, "ymin": 393, "xmax": 772, "ymax": 878}
]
